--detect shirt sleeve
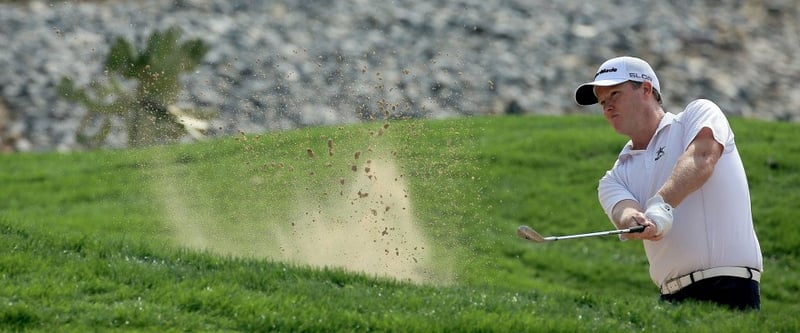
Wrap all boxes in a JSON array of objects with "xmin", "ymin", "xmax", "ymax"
[
  {"xmin": 598, "ymin": 162, "xmax": 637, "ymax": 223},
  {"xmin": 680, "ymin": 99, "xmax": 734, "ymax": 153}
]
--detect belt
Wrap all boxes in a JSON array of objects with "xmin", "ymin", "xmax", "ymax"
[{"xmin": 660, "ymin": 266, "xmax": 761, "ymax": 295}]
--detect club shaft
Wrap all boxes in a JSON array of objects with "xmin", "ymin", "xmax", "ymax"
[{"xmin": 545, "ymin": 226, "xmax": 644, "ymax": 241}]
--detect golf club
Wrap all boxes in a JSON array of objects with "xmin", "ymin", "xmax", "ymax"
[{"xmin": 517, "ymin": 225, "xmax": 645, "ymax": 243}]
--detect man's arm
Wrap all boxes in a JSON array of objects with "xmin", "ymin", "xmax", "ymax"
[
  {"xmin": 656, "ymin": 127, "xmax": 723, "ymax": 207},
  {"xmin": 610, "ymin": 199, "xmax": 662, "ymax": 240},
  {"xmin": 612, "ymin": 127, "xmax": 723, "ymax": 240}
]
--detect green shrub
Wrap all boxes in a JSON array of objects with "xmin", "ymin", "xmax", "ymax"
[{"xmin": 58, "ymin": 26, "xmax": 213, "ymax": 148}]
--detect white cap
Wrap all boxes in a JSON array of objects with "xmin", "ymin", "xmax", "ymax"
[{"xmin": 575, "ymin": 56, "xmax": 660, "ymax": 105}]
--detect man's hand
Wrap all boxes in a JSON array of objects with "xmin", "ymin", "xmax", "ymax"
[
  {"xmin": 621, "ymin": 211, "xmax": 663, "ymax": 241},
  {"xmin": 645, "ymin": 194, "xmax": 673, "ymax": 236},
  {"xmin": 611, "ymin": 199, "xmax": 663, "ymax": 241}
]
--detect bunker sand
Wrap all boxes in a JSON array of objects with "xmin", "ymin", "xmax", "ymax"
[
  {"xmin": 154, "ymin": 149, "xmax": 450, "ymax": 285},
  {"xmin": 274, "ymin": 156, "xmax": 445, "ymax": 284}
]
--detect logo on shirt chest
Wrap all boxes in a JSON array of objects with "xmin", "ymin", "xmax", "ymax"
[{"xmin": 655, "ymin": 146, "xmax": 666, "ymax": 161}]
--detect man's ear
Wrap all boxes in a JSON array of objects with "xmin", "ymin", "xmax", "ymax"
[{"xmin": 641, "ymin": 80, "xmax": 653, "ymax": 94}]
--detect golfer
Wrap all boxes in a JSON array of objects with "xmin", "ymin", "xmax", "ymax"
[{"xmin": 575, "ymin": 56, "xmax": 763, "ymax": 310}]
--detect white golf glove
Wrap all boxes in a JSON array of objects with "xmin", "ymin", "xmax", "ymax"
[{"xmin": 645, "ymin": 194, "xmax": 673, "ymax": 236}]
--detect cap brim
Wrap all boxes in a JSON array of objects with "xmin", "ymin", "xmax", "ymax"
[{"xmin": 574, "ymin": 79, "xmax": 628, "ymax": 105}]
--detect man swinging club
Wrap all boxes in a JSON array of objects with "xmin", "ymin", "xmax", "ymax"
[{"xmin": 575, "ymin": 56, "xmax": 763, "ymax": 310}]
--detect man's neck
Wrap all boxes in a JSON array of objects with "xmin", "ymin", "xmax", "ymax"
[{"xmin": 630, "ymin": 110, "xmax": 665, "ymax": 150}]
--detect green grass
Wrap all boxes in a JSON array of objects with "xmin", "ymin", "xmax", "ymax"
[{"xmin": 1, "ymin": 115, "xmax": 798, "ymax": 332}]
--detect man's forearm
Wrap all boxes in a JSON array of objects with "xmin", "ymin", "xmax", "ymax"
[{"xmin": 658, "ymin": 127, "xmax": 722, "ymax": 207}]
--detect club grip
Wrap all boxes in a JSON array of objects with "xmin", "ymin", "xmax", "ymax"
[{"xmin": 628, "ymin": 225, "xmax": 646, "ymax": 233}]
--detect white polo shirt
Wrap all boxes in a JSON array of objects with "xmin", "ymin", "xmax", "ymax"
[{"xmin": 598, "ymin": 99, "xmax": 763, "ymax": 287}]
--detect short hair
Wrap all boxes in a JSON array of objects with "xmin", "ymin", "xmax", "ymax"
[{"xmin": 629, "ymin": 81, "xmax": 663, "ymax": 105}]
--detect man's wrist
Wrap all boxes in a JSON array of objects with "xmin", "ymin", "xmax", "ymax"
[{"xmin": 645, "ymin": 194, "xmax": 673, "ymax": 235}]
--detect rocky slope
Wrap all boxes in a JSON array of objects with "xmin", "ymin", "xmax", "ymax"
[{"xmin": 1, "ymin": 0, "xmax": 797, "ymax": 151}]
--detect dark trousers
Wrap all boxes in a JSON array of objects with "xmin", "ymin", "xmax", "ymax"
[{"xmin": 660, "ymin": 276, "xmax": 761, "ymax": 310}]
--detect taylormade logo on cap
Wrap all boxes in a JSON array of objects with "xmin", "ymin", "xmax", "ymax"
[
  {"xmin": 574, "ymin": 56, "xmax": 660, "ymax": 105},
  {"xmin": 595, "ymin": 67, "xmax": 618, "ymax": 78}
]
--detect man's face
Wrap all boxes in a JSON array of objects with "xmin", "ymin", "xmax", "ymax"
[{"xmin": 594, "ymin": 81, "xmax": 649, "ymax": 136}]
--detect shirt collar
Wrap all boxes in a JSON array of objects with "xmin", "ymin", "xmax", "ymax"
[{"xmin": 617, "ymin": 112, "xmax": 676, "ymax": 161}]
